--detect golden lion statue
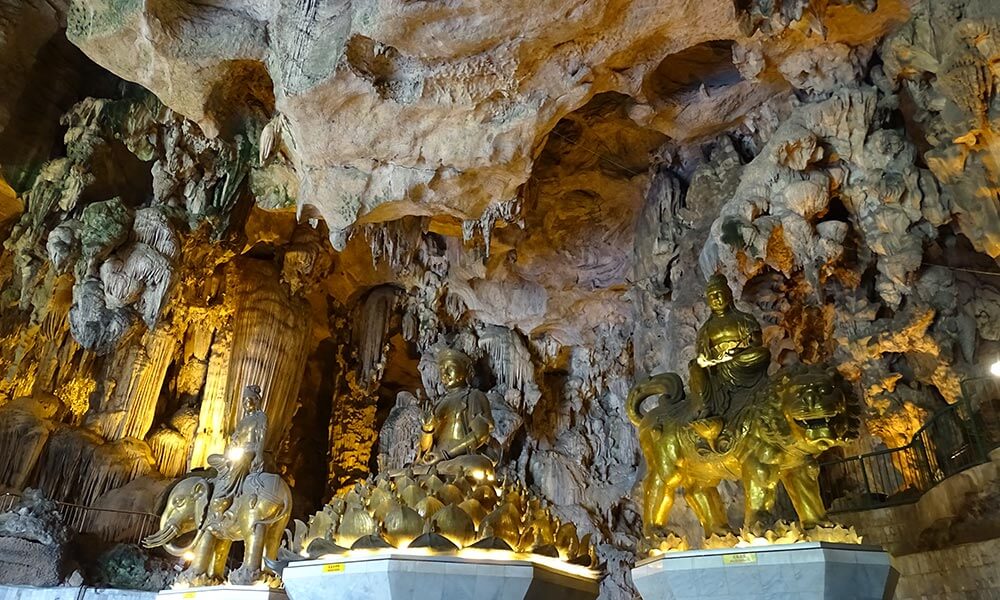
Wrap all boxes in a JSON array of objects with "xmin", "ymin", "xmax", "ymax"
[{"xmin": 626, "ymin": 364, "xmax": 860, "ymax": 541}]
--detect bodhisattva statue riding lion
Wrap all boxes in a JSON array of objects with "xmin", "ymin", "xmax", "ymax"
[
  {"xmin": 627, "ymin": 274, "xmax": 860, "ymax": 547},
  {"xmin": 143, "ymin": 385, "xmax": 292, "ymax": 586}
]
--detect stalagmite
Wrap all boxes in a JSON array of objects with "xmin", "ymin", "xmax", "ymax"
[
  {"xmin": 92, "ymin": 327, "xmax": 176, "ymax": 441},
  {"xmin": 189, "ymin": 328, "xmax": 232, "ymax": 468},
  {"xmin": 223, "ymin": 259, "xmax": 310, "ymax": 451}
]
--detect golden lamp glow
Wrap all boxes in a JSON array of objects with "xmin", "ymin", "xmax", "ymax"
[
  {"xmin": 183, "ymin": 551, "xmax": 195, "ymax": 562},
  {"xmin": 990, "ymin": 359, "xmax": 1000, "ymax": 378},
  {"xmin": 226, "ymin": 446, "xmax": 245, "ymax": 461},
  {"xmin": 318, "ymin": 547, "xmax": 599, "ymax": 579}
]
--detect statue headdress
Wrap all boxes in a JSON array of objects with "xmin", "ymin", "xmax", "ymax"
[
  {"xmin": 706, "ymin": 273, "xmax": 732, "ymax": 296},
  {"xmin": 436, "ymin": 348, "xmax": 474, "ymax": 372}
]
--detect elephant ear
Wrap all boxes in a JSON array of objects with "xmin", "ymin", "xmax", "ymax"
[{"xmin": 193, "ymin": 480, "xmax": 210, "ymax": 529}]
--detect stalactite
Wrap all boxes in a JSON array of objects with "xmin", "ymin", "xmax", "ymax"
[
  {"xmin": 34, "ymin": 426, "xmax": 104, "ymax": 503},
  {"xmin": 189, "ymin": 327, "xmax": 232, "ymax": 468},
  {"xmin": 35, "ymin": 425, "xmax": 156, "ymax": 506},
  {"xmin": 0, "ymin": 395, "xmax": 60, "ymax": 489},
  {"xmin": 93, "ymin": 326, "xmax": 177, "ymax": 440},
  {"xmin": 148, "ymin": 429, "xmax": 187, "ymax": 478},
  {"xmin": 147, "ymin": 408, "xmax": 198, "ymax": 478},
  {"xmin": 460, "ymin": 198, "xmax": 521, "ymax": 257},
  {"xmin": 357, "ymin": 286, "xmax": 398, "ymax": 385},
  {"xmin": 478, "ymin": 325, "xmax": 536, "ymax": 410},
  {"xmin": 78, "ymin": 439, "xmax": 156, "ymax": 506},
  {"xmin": 224, "ymin": 258, "xmax": 310, "ymax": 452},
  {"xmin": 362, "ymin": 217, "xmax": 425, "ymax": 272}
]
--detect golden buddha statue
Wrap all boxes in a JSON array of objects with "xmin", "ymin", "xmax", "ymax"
[
  {"xmin": 277, "ymin": 348, "xmax": 599, "ymax": 570},
  {"xmin": 415, "ymin": 348, "xmax": 495, "ymax": 478},
  {"xmin": 626, "ymin": 277, "xmax": 862, "ymax": 548},
  {"xmin": 687, "ymin": 274, "xmax": 770, "ymax": 446}
]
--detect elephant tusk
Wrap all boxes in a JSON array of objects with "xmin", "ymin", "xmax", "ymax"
[{"xmin": 142, "ymin": 524, "xmax": 177, "ymax": 548}]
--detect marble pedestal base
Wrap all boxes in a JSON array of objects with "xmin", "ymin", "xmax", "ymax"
[
  {"xmin": 631, "ymin": 542, "xmax": 897, "ymax": 600},
  {"xmin": 282, "ymin": 552, "xmax": 598, "ymax": 600},
  {"xmin": 159, "ymin": 586, "xmax": 286, "ymax": 600},
  {"xmin": 0, "ymin": 586, "xmax": 154, "ymax": 600}
]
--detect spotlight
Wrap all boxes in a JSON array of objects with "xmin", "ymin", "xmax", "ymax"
[
  {"xmin": 990, "ymin": 360, "xmax": 1000, "ymax": 378},
  {"xmin": 227, "ymin": 446, "xmax": 245, "ymax": 461}
]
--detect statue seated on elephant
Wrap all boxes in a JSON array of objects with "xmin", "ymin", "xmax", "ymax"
[
  {"xmin": 142, "ymin": 385, "xmax": 291, "ymax": 587},
  {"xmin": 142, "ymin": 471, "xmax": 291, "ymax": 586}
]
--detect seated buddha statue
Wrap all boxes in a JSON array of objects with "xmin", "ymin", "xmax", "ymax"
[
  {"xmin": 687, "ymin": 273, "xmax": 771, "ymax": 448},
  {"xmin": 414, "ymin": 348, "xmax": 496, "ymax": 479}
]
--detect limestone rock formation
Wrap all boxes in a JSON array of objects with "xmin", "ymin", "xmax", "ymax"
[
  {"xmin": 0, "ymin": 489, "xmax": 69, "ymax": 586},
  {"xmin": 0, "ymin": 488, "xmax": 68, "ymax": 546},
  {"xmin": 883, "ymin": 0, "xmax": 1000, "ymax": 258},
  {"xmin": 65, "ymin": 0, "xmax": 906, "ymax": 247}
]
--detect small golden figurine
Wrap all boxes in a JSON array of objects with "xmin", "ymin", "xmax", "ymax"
[
  {"xmin": 143, "ymin": 385, "xmax": 292, "ymax": 587},
  {"xmin": 627, "ymin": 276, "xmax": 861, "ymax": 548}
]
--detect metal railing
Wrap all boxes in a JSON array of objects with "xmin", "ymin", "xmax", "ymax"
[
  {"xmin": 819, "ymin": 387, "xmax": 1000, "ymax": 513},
  {"xmin": 0, "ymin": 492, "xmax": 159, "ymax": 545}
]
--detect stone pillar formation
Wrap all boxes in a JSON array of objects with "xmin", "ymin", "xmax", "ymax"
[
  {"xmin": 223, "ymin": 258, "xmax": 310, "ymax": 453},
  {"xmin": 94, "ymin": 326, "xmax": 176, "ymax": 441}
]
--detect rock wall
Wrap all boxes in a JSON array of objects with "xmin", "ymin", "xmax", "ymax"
[
  {"xmin": 0, "ymin": 0, "xmax": 999, "ymax": 598},
  {"xmin": 836, "ymin": 449, "xmax": 1000, "ymax": 599}
]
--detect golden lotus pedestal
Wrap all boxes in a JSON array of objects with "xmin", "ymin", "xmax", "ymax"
[
  {"xmin": 281, "ymin": 551, "xmax": 599, "ymax": 600},
  {"xmin": 159, "ymin": 586, "xmax": 286, "ymax": 600},
  {"xmin": 631, "ymin": 542, "xmax": 897, "ymax": 600}
]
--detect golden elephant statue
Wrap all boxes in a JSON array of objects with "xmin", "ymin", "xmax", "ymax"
[
  {"xmin": 142, "ymin": 472, "xmax": 292, "ymax": 586},
  {"xmin": 626, "ymin": 364, "xmax": 860, "ymax": 540}
]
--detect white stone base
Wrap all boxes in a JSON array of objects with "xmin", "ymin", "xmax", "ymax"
[
  {"xmin": 631, "ymin": 542, "xmax": 897, "ymax": 600},
  {"xmin": 159, "ymin": 586, "xmax": 286, "ymax": 600},
  {"xmin": 0, "ymin": 586, "xmax": 155, "ymax": 600},
  {"xmin": 282, "ymin": 552, "xmax": 599, "ymax": 600}
]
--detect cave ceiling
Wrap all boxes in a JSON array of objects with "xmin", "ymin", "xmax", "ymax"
[{"xmin": 65, "ymin": 0, "xmax": 906, "ymax": 238}]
